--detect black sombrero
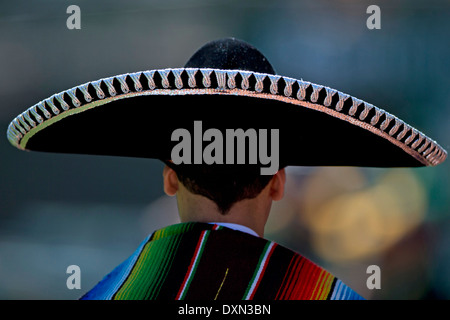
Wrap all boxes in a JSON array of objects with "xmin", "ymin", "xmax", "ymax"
[{"xmin": 6, "ymin": 38, "xmax": 447, "ymax": 168}]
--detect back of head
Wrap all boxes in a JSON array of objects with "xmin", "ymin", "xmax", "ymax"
[
  {"xmin": 173, "ymin": 38, "xmax": 278, "ymax": 214},
  {"xmin": 184, "ymin": 37, "xmax": 276, "ymax": 74},
  {"xmin": 165, "ymin": 163, "xmax": 274, "ymax": 215}
]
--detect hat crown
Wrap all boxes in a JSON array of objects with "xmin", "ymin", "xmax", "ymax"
[{"xmin": 184, "ymin": 38, "xmax": 276, "ymax": 75}]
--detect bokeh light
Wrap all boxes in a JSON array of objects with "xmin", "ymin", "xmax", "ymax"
[{"xmin": 303, "ymin": 168, "xmax": 427, "ymax": 262}]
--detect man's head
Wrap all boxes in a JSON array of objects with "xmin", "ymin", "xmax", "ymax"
[{"xmin": 162, "ymin": 163, "xmax": 286, "ymax": 236}]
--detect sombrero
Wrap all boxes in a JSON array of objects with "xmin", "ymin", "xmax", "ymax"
[{"xmin": 6, "ymin": 38, "xmax": 447, "ymax": 169}]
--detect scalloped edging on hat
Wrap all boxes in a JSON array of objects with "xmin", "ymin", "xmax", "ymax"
[{"xmin": 6, "ymin": 68, "xmax": 447, "ymax": 166}]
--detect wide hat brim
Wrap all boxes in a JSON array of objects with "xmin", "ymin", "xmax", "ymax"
[{"xmin": 6, "ymin": 42, "xmax": 447, "ymax": 168}]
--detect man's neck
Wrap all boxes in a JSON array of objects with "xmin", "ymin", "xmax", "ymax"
[{"xmin": 175, "ymin": 182, "xmax": 272, "ymax": 237}]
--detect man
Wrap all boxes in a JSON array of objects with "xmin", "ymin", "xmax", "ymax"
[
  {"xmin": 6, "ymin": 38, "xmax": 446, "ymax": 300},
  {"xmin": 79, "ymin": 163, "xmax": 364, "ymax": 300}
]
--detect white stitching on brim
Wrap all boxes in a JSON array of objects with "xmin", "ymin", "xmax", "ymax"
[{"xmin": 6, "ymin": 68, "xmax": 447, "ymax": 166}]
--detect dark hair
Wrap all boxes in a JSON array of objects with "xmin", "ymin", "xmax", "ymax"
[{"xmin": 164, "ymin": 162, "xmax": 275, "ymax": 215}]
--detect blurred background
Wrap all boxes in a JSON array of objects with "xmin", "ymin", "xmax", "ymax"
[{"xmin": 0, "ymin": 0, "xmax": 449, "ymax": 300}]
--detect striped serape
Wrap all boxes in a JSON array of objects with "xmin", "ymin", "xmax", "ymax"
[{"xmin": 80, "ymin": 222, "xmax": 364, "ymax": 300}]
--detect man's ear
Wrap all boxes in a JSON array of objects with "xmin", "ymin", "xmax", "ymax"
[
  {"xmin": 270, "ymin": 168, "xmax": 286, "ymax": 201},
  {"xmin": 163, "ymin": 165, "xmax": 179, "ymax": 196}
]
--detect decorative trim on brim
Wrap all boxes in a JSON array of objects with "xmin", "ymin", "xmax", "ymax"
[{"xmin": 7, "ymin": 68, "xmax": 447, "ymax": 166}]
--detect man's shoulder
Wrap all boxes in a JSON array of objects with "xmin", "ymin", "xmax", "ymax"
[
  {"xmin": 169, "ymin": 222, "xmax": 365, "ymax": 300},
  {"xmin": 80, "ymin": 222, "xmax": 364, "ymax": 300}
]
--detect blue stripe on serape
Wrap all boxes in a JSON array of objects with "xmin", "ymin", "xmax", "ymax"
[
  {"xmin": 79, "ymin": 235, "xmax": 151, "ymax": 300},
  {"xmin": 330, "ymin": 279, "xmax": 365, "ymax": 300}
]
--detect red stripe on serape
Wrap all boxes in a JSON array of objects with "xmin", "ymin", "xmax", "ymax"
[
  {"xmin": 276, "ymin": 255, "xmax": 330, "ymax": 300},
  {"xmin": 275, "ymin": 255, "xmax": 303, "ymax": 300},
  {"xmin": 296, "ymin": 260, "xmax": 318, "ymax": 299},
  {"xmin": 310, "ymin": 269, "xmax": 327, "ymax": 299},
  {"xmin": 288, "ymin": 257, "xmax": 308, "ymax": 299},
  {"xmin": 288, "ymin": 257, "xmax": 310, "ymax": 299},
  {"xmin": 175, "ymin": 230, "xmax": 207, "ymax": 300}
]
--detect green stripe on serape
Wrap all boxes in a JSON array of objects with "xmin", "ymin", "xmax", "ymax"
[
  {"xmin": 242, "ymin": 241, "xmax": 273, "ymax": 299},
  {"xmin": 177, "ymin": 229, "xmax": 214, "ymax": 300},
  {"xmin": 150, "ymin": 222, "xmax": 199, "ymax": 241},
  {"xmin": 113, "ymin": 225, "xmax": 190, "ymax": 299}
]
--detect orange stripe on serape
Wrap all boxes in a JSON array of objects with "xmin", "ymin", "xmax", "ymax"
[
  {"xmin": 309, "ymin": 269, "xmax": 335, "ymax": 300},
  {"xmin": 275, "ymin": 255, "xmax": 336, "ymax": 300},
  {"xmin": 318, "ymin": 272, "xmax": 335, "ymax": 300}
]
